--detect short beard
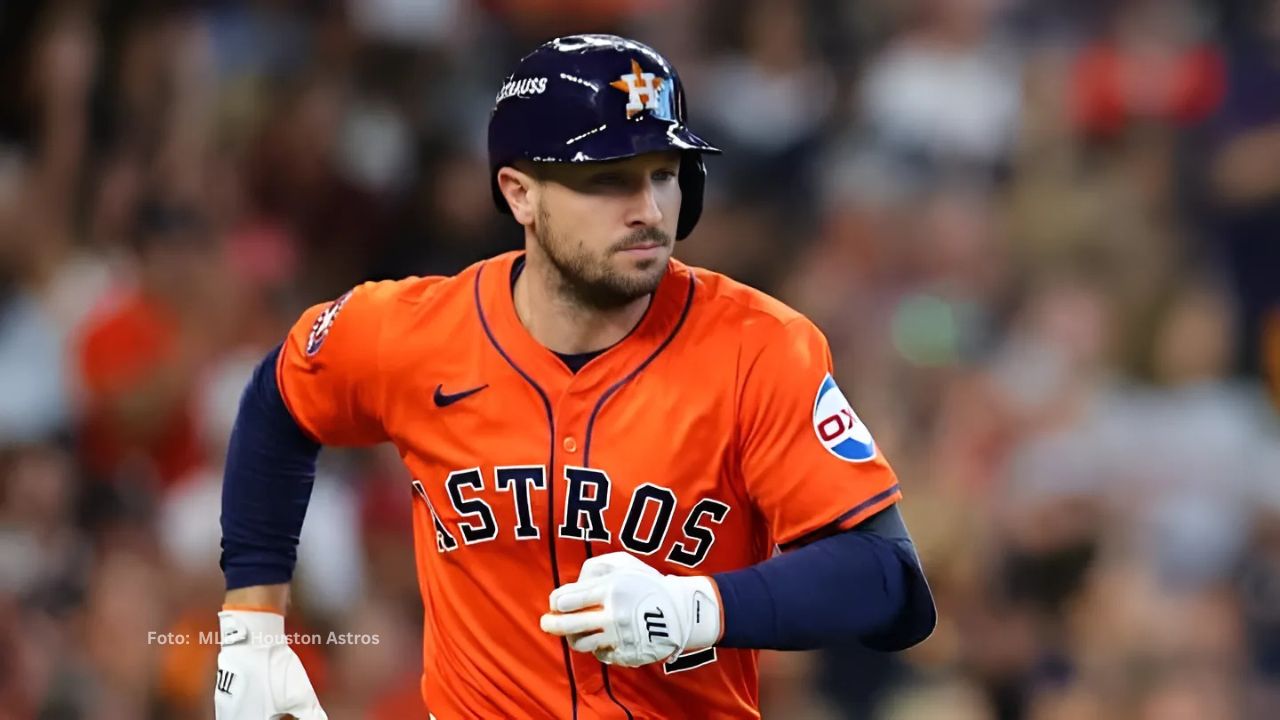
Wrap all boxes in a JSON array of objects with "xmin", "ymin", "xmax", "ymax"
[{"xmin": 534, "ymin": 205, "xmax": 670, "ymax": 311}]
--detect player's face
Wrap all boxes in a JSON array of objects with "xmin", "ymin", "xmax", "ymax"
[{"xmin": 531, "ymin": 151, "xmax": 681, "ymax": 309}]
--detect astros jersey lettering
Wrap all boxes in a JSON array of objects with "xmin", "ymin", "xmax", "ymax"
[{"xmin": 277, "ymin": 252, "xmax": 902, "ymax": 719}]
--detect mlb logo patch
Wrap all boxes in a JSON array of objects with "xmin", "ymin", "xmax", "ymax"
[{"xmin": 812, "ymin": 374, "xmax": 876, "ymax": 462}]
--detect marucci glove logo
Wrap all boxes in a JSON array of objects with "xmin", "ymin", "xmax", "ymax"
[
  {"xmin": 643, "ymin": 607, "xmax": 668, "ymax": 642},
  {"xmin": 215, "ymin": 668, "xmax": 234, "ymax": 694}
]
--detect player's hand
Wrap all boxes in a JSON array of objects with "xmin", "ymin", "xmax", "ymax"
[
  {"xmin": 214, "ymin": 610, "xmax": 328, "ymax": 720},
  {"xmin": 539, "ymin": 552, "xmax": 720, "ymax": 667}
]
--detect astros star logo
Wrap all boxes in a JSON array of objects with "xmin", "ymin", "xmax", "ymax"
[{"xmin": 610, "ymin": 58, "xmax": 665, "ymax": 118}]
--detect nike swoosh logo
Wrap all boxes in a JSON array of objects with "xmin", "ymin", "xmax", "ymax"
[{"xmin": 433, "ymin": 384, "xmax": 489, "ymax": 408}]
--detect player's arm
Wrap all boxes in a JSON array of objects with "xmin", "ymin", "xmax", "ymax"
[
  {"xmin": 711, "ymin": 503, "xmax": 935, "ymax": 652},
  {"xmin": 541, "ymin": 507, "xmax": 932, "ymax": 665},
  {"xmin": 542, "ymin": 317, "xmax": 935, "ymax": 664},
  {"xmin": 710, "ymin": 316, "xmax": 935, "ymax": 651},
  {"xmin": 216, "ymin": 343, "xmax": 326, "ymax": 719},
  {"xmin": 217, "ymin": 285, "xmax": 390, "ymax": 719},
  {"xmin": 223, "ymin": 584, "xmax": 290, "ymax": 612},
  {"xmin": 220, "ymin": 344, "xmax": 323, "ymax": 604}
]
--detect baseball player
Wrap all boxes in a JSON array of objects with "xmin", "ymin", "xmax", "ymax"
[{"xmin": 216, "ymin": 34, "xmax": 935, "ymax": 720}]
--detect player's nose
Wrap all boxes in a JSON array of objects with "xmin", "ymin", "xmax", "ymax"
[{"xmin": 624, "ymin": 180, "xmax": 664, "ymax": 229}]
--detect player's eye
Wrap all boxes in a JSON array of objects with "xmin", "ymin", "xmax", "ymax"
[{"xmin": 652, "ymin": 169, "xmax": 677, "ymax": 182}]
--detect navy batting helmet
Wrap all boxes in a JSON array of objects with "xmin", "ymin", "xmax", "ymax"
[{"xmin": 488, "ymin": 34, "xmax": 721, "ymax": 240}]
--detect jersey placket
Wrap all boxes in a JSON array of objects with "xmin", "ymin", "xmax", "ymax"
[
  {"xmin": 551, "ymin": 385, "xmax": 614, "ymax": 702},
  {"xmin": 474, "ymin": 253, "xmax": 696, "ymax": 719}
]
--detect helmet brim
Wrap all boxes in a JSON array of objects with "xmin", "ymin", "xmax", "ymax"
[
  {"xmin": 530, "ymin": 119, "xmax": 720, "ymax": 164},
  {"xmin": 491, "ymin": 120, "xmax": 720, "ymax": 215}
]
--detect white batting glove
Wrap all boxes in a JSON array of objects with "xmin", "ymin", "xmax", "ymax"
[
  {"xmin": 540, "ymin": 552, "xmax": 721, "ymax": 667},
  {"xmin": 214, "ymin": 610, "xmax": 328, "ymax": 720}
]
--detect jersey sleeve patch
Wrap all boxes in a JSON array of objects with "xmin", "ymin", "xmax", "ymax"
[
  {"xmin": 305, "ymin": 289, "xmax": 354, "ymax": 356},
  {"xmin": 812, "ymin": 373, "xmax": 876, "ymax": 462}
]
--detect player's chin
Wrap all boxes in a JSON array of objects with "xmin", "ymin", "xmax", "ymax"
[{"xmin": 618, "ymin": 266, "xmax": 667, "ymax": 297}]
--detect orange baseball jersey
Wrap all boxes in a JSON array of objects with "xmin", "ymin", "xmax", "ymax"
[{"xmin": 276, "ymin": 251, "xmax": 902, "ymax": 719}]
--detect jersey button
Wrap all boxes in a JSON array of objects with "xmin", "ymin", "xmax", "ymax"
[{"xmin": 563, "ymin": 436, "xmax": 578, "ymax": 453}]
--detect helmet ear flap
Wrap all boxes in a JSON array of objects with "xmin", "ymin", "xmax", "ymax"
[{"xmin": 675, "ymin": 151, "xmax": 707, "ymax": 240}]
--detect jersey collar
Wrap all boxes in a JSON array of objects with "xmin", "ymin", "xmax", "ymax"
[{"xmin": 475, "ymin": 251, "xmax": 696, "ymax": 398}]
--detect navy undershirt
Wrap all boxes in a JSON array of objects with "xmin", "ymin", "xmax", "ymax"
[
  {"xmin": 714, "ymin": 507, "xmax": 935, "ymax": 651},
  {"xmin": 220, "ymin": 270, "xmax": 935, "ymax": 650},
  {"xmin": 220, "ymin": 344, "xmax": 320, "ymax": 590}
]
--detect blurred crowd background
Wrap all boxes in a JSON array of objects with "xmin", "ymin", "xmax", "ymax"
[{"xmin": 2, "ymin": 0, "xmax": 1280, "ymax": 718}]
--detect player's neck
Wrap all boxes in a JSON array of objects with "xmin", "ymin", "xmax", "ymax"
[{"xmin": 512, "ymin": 257, "xmax": 652, "ymax": 355}]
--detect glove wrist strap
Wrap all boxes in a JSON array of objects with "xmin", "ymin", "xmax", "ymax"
[
  {"xmin": 680, "ymin": 576, "xmax": 721, "ymax": 652},
  {"xmin": 219, "ymin": 609, "xmax": 286, "ymax": 647}
]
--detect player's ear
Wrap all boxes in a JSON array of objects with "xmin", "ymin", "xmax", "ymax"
[{"xmin": 496, "ymin": 165, "xmax": 538, "ymax": 226}]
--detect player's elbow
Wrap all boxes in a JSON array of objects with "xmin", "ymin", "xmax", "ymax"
[{"xmin": 857, "ymin": 543, "xmax": 937, "ymax": 652}]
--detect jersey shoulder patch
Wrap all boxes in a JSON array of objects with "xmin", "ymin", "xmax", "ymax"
[
  {"xmin": 306, "ymin": 289, "xmax": 354, "ymax": 355},
  {"xmin": 812, "ymin": 373, "xmax": 876, "ymax": 462}
]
